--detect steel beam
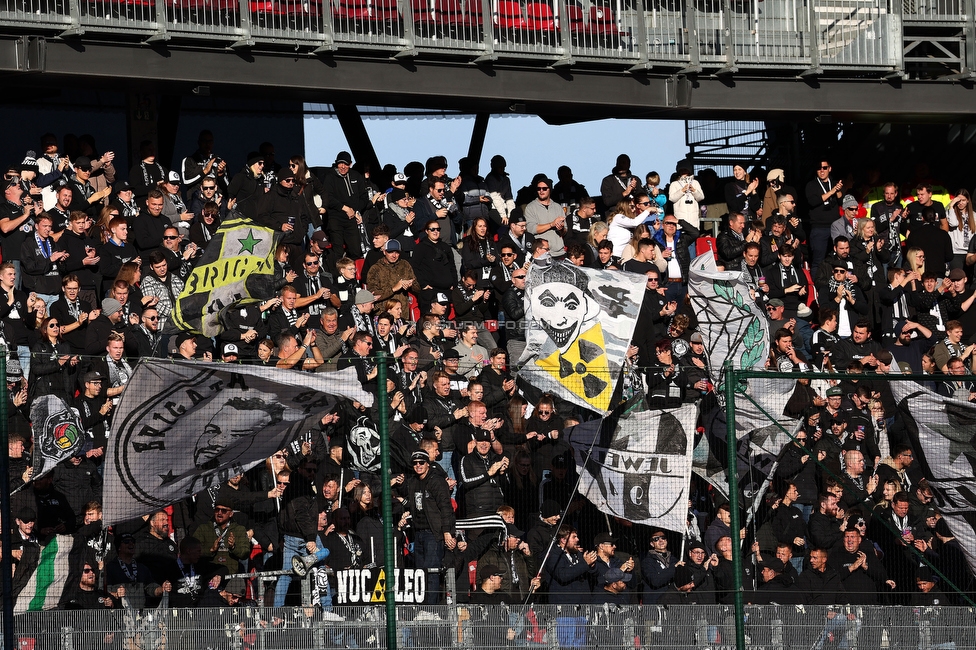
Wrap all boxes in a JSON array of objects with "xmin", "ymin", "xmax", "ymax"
[{"xmin": 7, "ymin": 38, "xmax": 976, "ymax": 121}]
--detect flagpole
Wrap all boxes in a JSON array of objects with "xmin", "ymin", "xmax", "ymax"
[
  {"xmin": 0, "ymin": 348, "xmax": 14, "ymax": 650},
  {"xmin": 524, "ymin": 393, "xmax": 638, "ymax": 606},
  {"xmin": 376, "ymin": 351, "xmax": 397, "ymax": 650},
  {"xmin": 722, "ymin": 362, "xmax": 746, "ymax": 650}
]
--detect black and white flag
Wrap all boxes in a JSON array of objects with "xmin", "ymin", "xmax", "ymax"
[
  {"xmin": 891, "ymin": 381, "xmax": 976, "ymax": 576},
  {"xmin": 568, "ymin": 403, "xmax": 696, "ymax": 532},
  {"xmin": 28, "ymin": 394, "xmax": 88, "ymax": 486},
  {"xmin": 346, "ymin": 415, "xmax": 381, "ymax": 473},
  {"xmin": 695, "ymin": 388, "xmax": 798, "ymax": 520},
  {"xmin": 103, "ymin": 361, "xmax": 373, "ymax": 525},
  {"xmin": 518, "ymin": 258, "xmax": 645, "ymax": 414}
]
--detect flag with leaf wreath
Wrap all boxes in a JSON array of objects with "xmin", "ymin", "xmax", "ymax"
[{"xmin": 688, "ymin": 252, "xmax": 768, "ymax": 384}]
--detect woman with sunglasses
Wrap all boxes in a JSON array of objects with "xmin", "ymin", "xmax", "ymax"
[
  {"xmin": 607, "ymin": 196, "xmax": 652, "ymax": 257},
  {"xmin": 28, "ymin": 316, "xmax": 77, "ymax": 405},
  {"xmin": 413, "ymin": 219, "xmax": 459, "ymax": 307}
]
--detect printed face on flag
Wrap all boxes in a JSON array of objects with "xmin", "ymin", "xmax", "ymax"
[
  {"xmin": 529, "ymin": 280, "xmax": 601, "ymax": 352},
  {"xmin": 520, "ymin": 260, "xmax": 646, "ymax": 414},
  {"xmin": 103, "ymin": 361, "xmax": 373, "ymax": 525},
  {"xmin": 192, "ymin": 390, "xmax": 285, "ymax": 469}
]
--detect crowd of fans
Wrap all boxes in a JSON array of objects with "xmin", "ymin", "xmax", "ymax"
[{"xmin": 1, "ymin": 130, "xmax": 973, "ymax": 631}]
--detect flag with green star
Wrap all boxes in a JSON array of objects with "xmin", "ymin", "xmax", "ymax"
[{"xmin": 171, "ymin": 214, "xmax": 278, "ymax": 336}]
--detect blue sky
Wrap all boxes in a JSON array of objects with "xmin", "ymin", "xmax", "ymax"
[{"xmin": 304, "ymin": 110, "xmax": 688, "ymax": 191}]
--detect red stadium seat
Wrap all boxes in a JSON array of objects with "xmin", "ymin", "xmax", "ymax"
[
  {"xmin": 437, "ymin": 0, "xmax": 479, "ymax": 37},
  {"xmin": 695, "ymin": 235, "xmax": 718, "ymax": 261},
  {"xmin": 354, "ymin": 257, "xmax": 365, "ymax": 280},
  {"xmin": 495, "ymin": 0, "xmax": 524, "ymax": 28},
  {"xmin": 412, "ymin": 0, "xmax": 436, "ymax": 35},
  {"xmin": 525, "ymin": 1, "xmax": 555, "ymax": 44}
]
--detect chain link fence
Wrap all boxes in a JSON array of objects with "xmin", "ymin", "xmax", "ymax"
[
  {"xmin": 7, "ymin": 347, "xmax": 976, "ymax": 648},
  {"xmin": 9, "ymin": 602, "xmax": 976, "ymax": 648}
]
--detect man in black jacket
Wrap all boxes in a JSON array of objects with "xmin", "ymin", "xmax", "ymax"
[
  {"xmin": 413, "ymin": 221, "xmax": 459, "ymax": 306},
  {"xmin": 50, "ymin": 273, "xmax": 98, "ymax": 354},
  {"xmin": 402, "ymin": 449, "xmax": 455, "ymax": 604},
  {"xmin": 98, "ymin": 216, "xmax": 139, "ymax": 296},
  {"xmin": 83, "ymin": 297, "xmax": 125, "ymax": 356},
  {"xmin": 274, "ymin": 476, "xmax": 321, "ymax": 607},
  {"xmin": 21, "ymin": 213, "xmax": 67, "ymax": 307},
  {"xmin": 717, "ymin": 212, "xmax": 760, "ymax": 269},
  {"xmin": 459, "ymin": 429, "xmax": 508, "ymax": 518},
  {"xmin": 65, "ymin": 157, "xmax": 111, "ymax": 218},
  {"xmin": 125, "ymin": 306, "xmax": 164, "ymax": 359},
  {"xmin": 256, "ymin": 169, "xmax": 307, "ymax": 248},
  {"xmin": 58, "ymin": 210, "xmax": 101, "ymax": 305},
  {"xmin": 322, "ymin": 151, "xmax": 371, "ymax": 259},
  {"xmin": 131, "ymin": 189, "xmax": 171, "ymax": 254},
  {"xmin": 502, "ymin": 269, "xmax": 527, "ymax": 362},
  {"xmin": 797, "ymin": 547, "xmax": 853, "ymax": 649},
  {"xmin": 476, "ymin": 348, "xmax": 516, "ymax": 417},
  {"xmin": 808, "ymin": 492, "xmax": 846, "ymax": 552}
]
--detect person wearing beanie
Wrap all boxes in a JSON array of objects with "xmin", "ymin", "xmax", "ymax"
[
  {"xmin": 600, "ymin": 153, "xmax": 638, "ymax": 210},
  {"xmin": 526, "ymin": 499, "xmax": 564, "ymax": 562},
  {"xmin": 36, "ymin": 133, "xmax": 72, "ymax": 210},
  {"xmin": 83, "ymin": 298, "xmax": 125, "ymax": 356},
  {"xmin": 366, "ymin": 238, "xmax": 421, "ymax": 316},
  {"xmin": 469, "ymin": 563, "xmax": 517, "ymax": 646},
  {"xmin": 400, "ymin": 447, "xmax": 454, "ymax": 605},
  {"xmin": 255, "ymin": 166, "xmax": 306, "ymax": 247},
  {"xmin": 658, "ymin": 563, "xmax": 699, "ymax": 604},
  {"xmin": 381, "ymin": 186, "xmax": 418, "ymax": 255},
  {"xmin": 226, "ymin": 152, "xmax": 265, "ymax": 219},
  {"xmin": 322, "ymin": 151, "xmax": 371, "ymax": 259}
]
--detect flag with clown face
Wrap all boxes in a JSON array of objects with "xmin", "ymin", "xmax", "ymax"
[{"xmin": 518, "ymin": 258, "xmax": 646, "ymax": 414}]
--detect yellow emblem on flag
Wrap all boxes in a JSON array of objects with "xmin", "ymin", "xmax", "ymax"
[
  {"xmin": 371, "ymin": 569, "xmax": 386, "ymax": 602},
  {"xmin": 536, "ymin": 323, "xmax": 612, "ymax": 411}
]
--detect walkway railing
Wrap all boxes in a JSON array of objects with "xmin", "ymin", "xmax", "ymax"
[{"xmin": 0, "ymin": 0, "xmax": 943, "ymax": 73}]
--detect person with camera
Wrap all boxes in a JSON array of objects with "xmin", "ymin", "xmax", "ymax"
[
  {"xmin": 667, "ymin": 166, "xmax": 705, "ymax": 228},
  {"xmin": 600, "ymin": 154, "xmax": 638, "ymax": 211},
  {"xmin": 0, "ymin": 180, "xmax": 41, "ymax": 287},
  {"xmin": 181, "ymin": 129, "xmax": 228, "ymax": 197},
  {"xmin": 35, "ymin": 133, "xmax": 71, "ymax": 210}
]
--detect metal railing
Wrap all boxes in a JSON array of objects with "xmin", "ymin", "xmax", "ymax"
[{"xmin": 0, "ymin": 0, "xmax": 945, "ymax": 72}]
